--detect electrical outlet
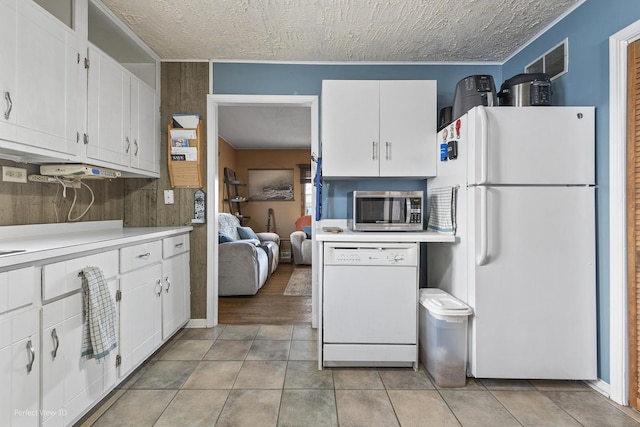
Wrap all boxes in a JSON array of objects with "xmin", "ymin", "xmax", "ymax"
[
  {"xmin": 164, "ymin": 190, "xmax": 174, "ymax": 204},
  {"xmin": 2, "ymin": 166, "xmax": 27, "ymax": 183}
]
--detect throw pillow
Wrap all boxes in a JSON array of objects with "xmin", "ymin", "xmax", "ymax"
[
  {"xmin": 237, "ymin": 226, "xmax": 259, "ymax": 240},
  {"xmin": 218, "ymin": 231, "xmax": 235, "ymax": 243},
  {"xmin": 302, "ymin": 225, "xmax": 312, "ymax": 239}
]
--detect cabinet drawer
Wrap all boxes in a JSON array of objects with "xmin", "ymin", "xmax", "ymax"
[
  {"xmin": 163, "ymin": 234, "xmax": 190, "ymax": 259},
  {"xmin": 120, "ymin": 240, "xmax": 162, "ymax": 273},
  {"xmin": 42, "ymin": 250, "xmax": 119, "ymax": 301},
  {"xmin": 0, "ymin": 267, "xmax": 37, "ymax": 314}
]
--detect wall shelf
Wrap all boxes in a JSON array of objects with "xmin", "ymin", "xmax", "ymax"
[{"xmin": 223, "ymin": 167, "xmax": 250, "ymax": 223}]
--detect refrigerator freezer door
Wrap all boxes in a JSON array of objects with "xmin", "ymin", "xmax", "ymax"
[
  {"xmin": 467, "ymin": 185, "xmax": 597, "ymax": 379},
  {"xmin": 467, "ymin": 106, "xmax": 595, "ymax": 185}
]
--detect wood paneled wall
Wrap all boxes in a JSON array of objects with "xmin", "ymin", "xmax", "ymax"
[
  {"xmin": 218, "ymin": 137, "xmax": 237, "ymax": 214},
  {"xmin": 0, "ymin": 159, "xmax": 124, "ymax": 226},
  {"xmin": 125, "ymin": 61, "xmax": 210, "ymax": 319}
]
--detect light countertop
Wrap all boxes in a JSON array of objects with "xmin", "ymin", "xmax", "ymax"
[
  {"xmin": 314, "ymin": 220, "xmax": 455, "ymax": 243},
  {"xmin": 0, "ymin": 220, "xmax": 193, "ymax": 270}
]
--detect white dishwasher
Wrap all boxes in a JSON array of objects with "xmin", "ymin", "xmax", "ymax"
[{"xmin": 322, "ymin": 242, "xmax": 419, "ymax": 368}]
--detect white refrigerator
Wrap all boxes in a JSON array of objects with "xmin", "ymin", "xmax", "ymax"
[{"xmin": 427, "ymin": 106, "xmax": 597, "ymax": 379}]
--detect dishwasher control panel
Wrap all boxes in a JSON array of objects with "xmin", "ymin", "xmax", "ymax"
[{"xmin": 324, "ymin": 243, "xmax": 418, "ymax": 266}]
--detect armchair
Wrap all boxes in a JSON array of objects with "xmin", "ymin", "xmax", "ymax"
[
  {"xmin": 218, "ymin": 213, "xmax": 280, "ymax": 296},
  {"xmin": 290, "ymin": 215, "xmax": 312, "ymax": 265}
]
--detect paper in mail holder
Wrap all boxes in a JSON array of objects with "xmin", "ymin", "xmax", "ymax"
[
  {"xmin": 170, "ymin": 147, "xmax": 198, "ymax": 161},
  {"xmin": 172, "ymin": 114, "xmax": 200, "ymax": 129}
]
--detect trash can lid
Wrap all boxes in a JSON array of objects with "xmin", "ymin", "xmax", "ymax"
[{"xmin": 419, "ymin": 288, "xmax": 473, "ymax": 317}]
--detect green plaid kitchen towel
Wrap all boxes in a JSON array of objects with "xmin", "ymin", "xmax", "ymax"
[{"xmin": 81, "ymin": 266, "xmax": 117, "ymax": 360}]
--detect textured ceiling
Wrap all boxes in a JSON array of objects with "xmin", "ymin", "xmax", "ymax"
[
  {"xmin": 101, "ymin": 0, "xmax": 581, "ymax": 62},
  {"xmin": 218, "ymin": 105, "xmax": 312, "ymax": 149}
]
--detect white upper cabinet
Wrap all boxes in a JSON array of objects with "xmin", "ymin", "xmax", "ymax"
[
  {"xmin": 322, "ymin": 80, "xmax": 380, "ymax": 177},
  {"xmin": 86, "ymin": 46, "xmax": 131, "ymax": 167},
  {"xmin": 130, "ymin": 78, "xmax": 159, "ymax": 174},
  {"xmin": 0, "ymin": 0, "xmax": 81, "ymax": 159},
  {"xmin": 0, "ymin": 0, "xmax": 160, "ymax": 177},
  {"xmin": 85, "ymin": 0, "xmax": 160, "ymax": 176},
  {"xmin": 0, "ymin": 0, "xmax": 18, "ymax": 144},
  {"xmin": 322, "ymin": 80, "xmax": 437, "ymax": 178}
]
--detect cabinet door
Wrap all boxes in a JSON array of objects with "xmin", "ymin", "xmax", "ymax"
[
  {"xmin": 162, "ymin": 252, "xmax": 190, "ymax": 340},
  {"xmin": 0, "ymin": 0, "xmax": 17, "ymax": 143},
  {"xmin": 379, "ymin": 81, "xmax": 437, "ymax": 177},
  {"xmin": 0, "ymin": 343, "xmax": 11, "ymax": 427},
  {"xmin": 321, "ymin": 80, "xmax": 380, "ymax": 177},
  {"xmin": 86, "ymin": 46, "xmax": 131, "ymax": 167},
  {"xmin": 14, "ymin": 0, "xmax": 79, "ymax": 157},
  {"xmin": 10, "ymin": 309, "xmax": 40, "ymax": 427},
  {"xmin": 130, "ymin": 78, "xmax": 159, "ymax": 174},
  {"xmin": 119, "ymin": 263, "xmax": 162, "ymax": 377},
  {"xmin": 42, "ymin": 290, "xmax": 111, "ymax": 427},
  {"xmin": 41, "ymin": 301, "xmax": 66, "ymax": 427}
]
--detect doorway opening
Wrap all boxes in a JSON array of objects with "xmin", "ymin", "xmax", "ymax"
[{"xmin": 205, "ymin": 95, "xmax": 319, "ymax": 328}]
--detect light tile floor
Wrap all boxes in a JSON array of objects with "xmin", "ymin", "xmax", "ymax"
[{"xmin": 79, "ymin": 324, "xmax": 640, "ymax": 426}]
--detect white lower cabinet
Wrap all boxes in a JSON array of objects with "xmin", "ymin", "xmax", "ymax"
[
  {"xmin": 40, "ymin": 250, "xmax": 119, "ymax": 426},
  {"xmin": 0, "ymin": 308, "xmax": 40, "ymax": 427},
  {"xmin": 0, "ymin": 230, "xmax": 191, "ymax": 426},
  {"xmin": 161, "ymin": 235, "xmax": 191, "ymax": 340},
  {"xmin": 118, "ymin": 259, "xmax": 162, "ymax": 377},
  {"xmin": 41, "ymin": 283, "xmax": 117, "ymax": 427},
  {"xmin": 118, "ymin": 239, "xmax": 163, "ymax": 379}
]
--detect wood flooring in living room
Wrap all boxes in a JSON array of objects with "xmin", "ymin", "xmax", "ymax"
[{"xmin": 218, "ymin": 263, "xmax": 312, "ymax": 325}]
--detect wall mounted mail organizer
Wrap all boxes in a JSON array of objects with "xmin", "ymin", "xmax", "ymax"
[{"xmin": 167, "ymin": 117, "xmax": 204, "ymax": 188}]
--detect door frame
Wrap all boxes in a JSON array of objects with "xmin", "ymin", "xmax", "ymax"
[
  {"xmin": 609, "ymin": 19, "xmax": 640, "ymax": 405},
  {"xmin": 205, "ymin": 94, "xmax": 320, "ymax": 328}
]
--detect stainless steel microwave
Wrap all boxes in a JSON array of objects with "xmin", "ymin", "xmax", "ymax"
[{"xmin": 347, "ymin": 191, "xmax": 424, "ymax": 231}]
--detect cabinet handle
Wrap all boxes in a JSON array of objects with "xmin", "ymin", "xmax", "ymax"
[
  {"xmin": 165, "ymin": 276, "xmax": 171, "ymax": 293},
  {"xmin": 26, "ymin": 340, "xmax": 35, "ymax": 374},
  {"xmin": 134, "ymin": 140, "xmax": 139, "ymax": 156},
  {"xmin": 174, "ymin": 243, "xmax": 184, "ymax": 248},
  {"xmin": 155, "ymin": 279, "xmax": 162, "ymax": 296},
  {"xmin": 372, "ymin": 141, "xmax": 376, "ymax": 160},
  {"xmin": 385, "ymin": 141, "xmax": 390, "ymax": 160},
  {"xmin": 51, "ymin": 329, "xmax": 59, "ymax": 359},
  {"xmin": 125, "ymin": 137, "xmax": 131, "ymax": 153},
  {"xmin": 4, "ymin": 91, "xmax": 12, "ymax": 120},
  {"xmin": 137, "ymin": 252, "xmax": 151, "ymax": 259}
]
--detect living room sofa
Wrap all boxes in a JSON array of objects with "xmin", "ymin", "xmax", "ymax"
[{"xmin": 218, "ymin": 213, "xmax": 280, "ymax": 296}]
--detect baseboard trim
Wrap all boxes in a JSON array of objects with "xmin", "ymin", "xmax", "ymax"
[{"xmin": 186, "ymin": 318, "xmax": 207, "ymax": 328}]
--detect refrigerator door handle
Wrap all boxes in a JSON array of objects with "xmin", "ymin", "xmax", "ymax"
[
  {"xmin": 478, "ymin": 106, "xmax": 488, "ymax": 185},
  {"xmin": 477, "ymin": 186, "xmax": 489, "ymax": 266}
]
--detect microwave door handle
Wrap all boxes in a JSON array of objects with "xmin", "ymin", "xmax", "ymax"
[{"xmin": 406, "ymin": 198, "xmax": 411, "ymax": 223}]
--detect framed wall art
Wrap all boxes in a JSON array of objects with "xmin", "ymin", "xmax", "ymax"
[{"xmin": 248, "ymin": 169, "xmax": 294, "ymax": 201}]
